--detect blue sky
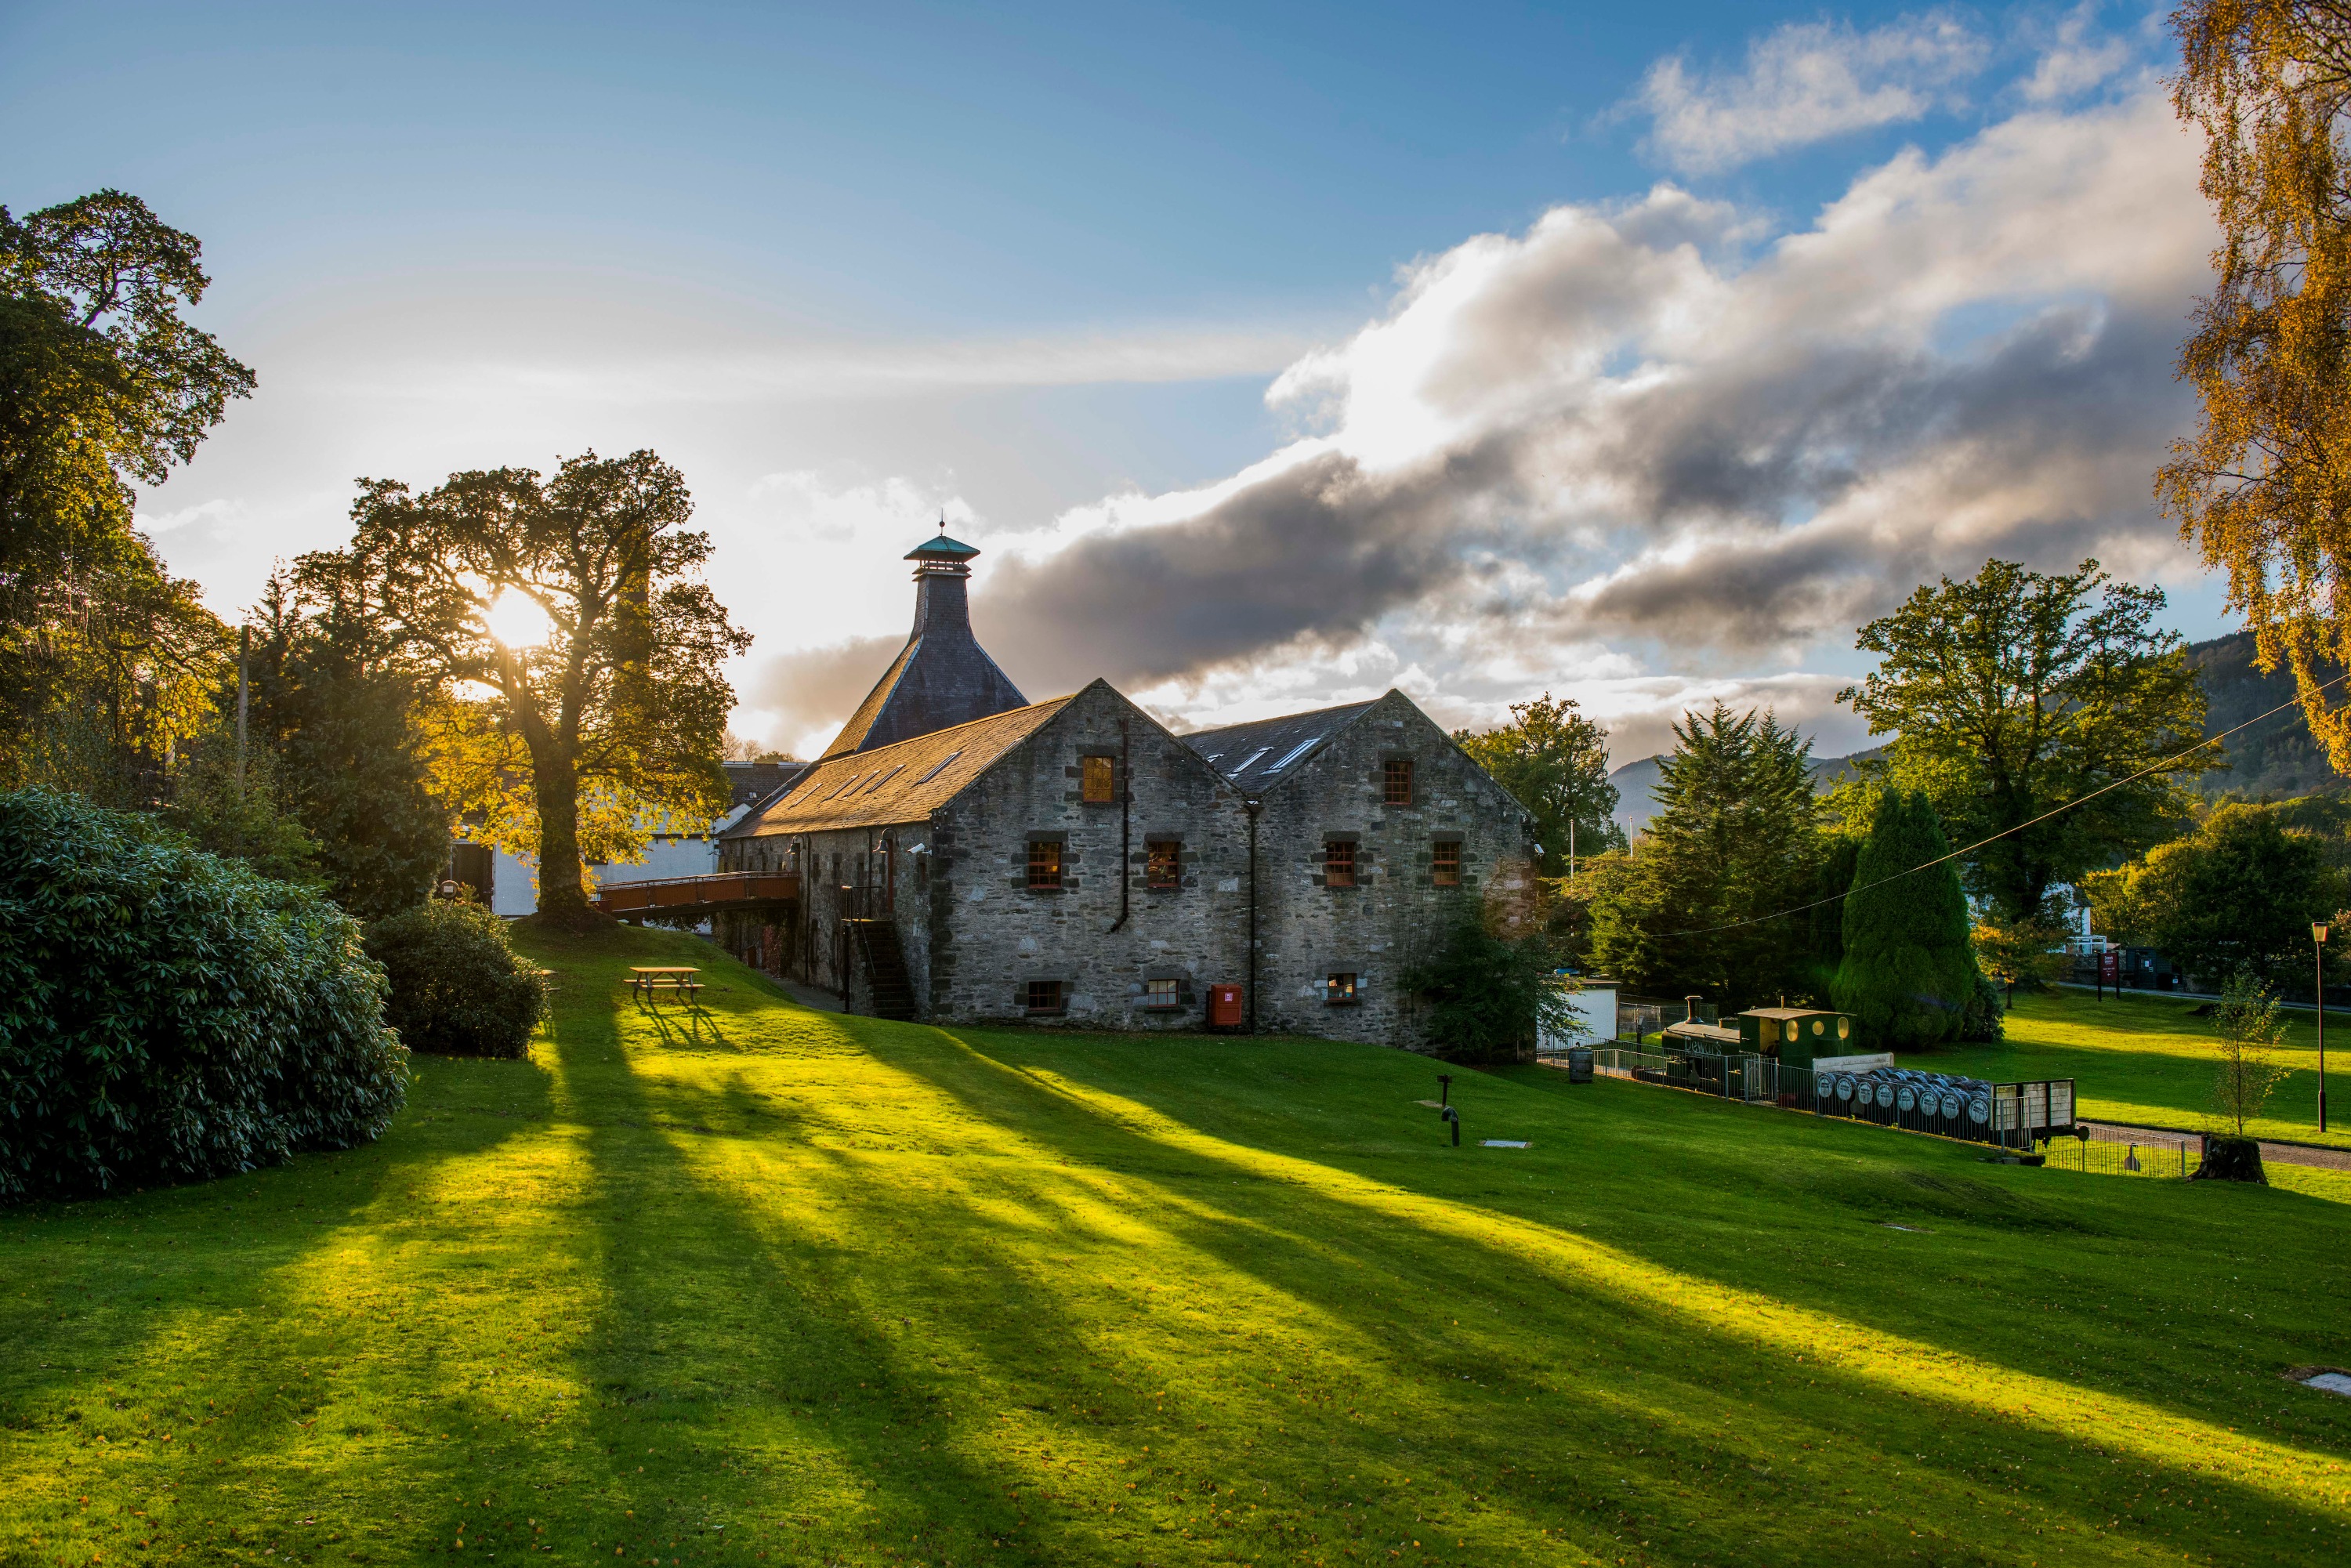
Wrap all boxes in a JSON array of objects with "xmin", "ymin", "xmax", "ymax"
[{"xmin": 1, "ymin": 2, "xmax": 2223, "ymax": 760}]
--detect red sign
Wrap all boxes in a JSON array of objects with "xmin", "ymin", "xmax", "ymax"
[{"xmin": 2097, "ymin": 951, "xmax": 2121, "ymax": 985}]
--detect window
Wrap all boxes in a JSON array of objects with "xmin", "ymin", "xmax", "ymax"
[
  {"xmin": 1147, "ymin": 839, "xmax": 1181, "ymax": 889},
  {"xmin": 1324, "ymin": 839, "xmax": 1357, "ymax": 888},
  {"xmin": 1326, "ymin": 972, "xmax": 1360, "ymax": 1005},
  {"xmin": 1081, "ymin": 755, "xmax": 1116, "ymax": 802},
  {"xmin": 1143, "ymin": 977, "xmax": 1179, "ymax": 1009},
  {"xmin": 915, "ymin": 749, "xmax": 963, "ymax": 785},
  {"xmin": 1025, "ymin": 980, "xmax": 1066, "ymax": 1013},
  {"xmin": 1433, "ymin": 840, "xmax": 1461, "ymax": 886},
  {"xmin": 1027, "ymin": 839, "xmax": 1063, "ymax": 889},
  {"xmin": 1384, "ymin": 757, "xmax": 1415, "ymax": 806}
]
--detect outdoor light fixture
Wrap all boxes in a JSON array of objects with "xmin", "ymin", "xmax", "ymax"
[{"xmin": 2319, "ymin": 922, "xmax": 2335, "ymax": 1134}]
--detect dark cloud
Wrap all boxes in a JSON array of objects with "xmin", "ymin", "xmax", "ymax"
[{"xmin": 748, "ymin": 635, "xmax": 902, "ymax": 750}]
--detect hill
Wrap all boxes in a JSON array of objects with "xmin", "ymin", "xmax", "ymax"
[{"xmin": 2188, "ymin": 630, "xmax": 2349, "ymax": 798}]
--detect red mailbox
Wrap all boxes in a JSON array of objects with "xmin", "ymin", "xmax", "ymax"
[{"xmin": 1208, "ymin": 983, "xmax": 1244, "ymax": 1028}]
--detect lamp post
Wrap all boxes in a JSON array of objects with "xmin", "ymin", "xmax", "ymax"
[{"xmin": 2318, "ymin": 922, "xmax": 2333, "ymax": 1135}]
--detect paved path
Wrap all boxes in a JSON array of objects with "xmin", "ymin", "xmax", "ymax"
[{"xmin": 2079, "ymin": 1120, "xmax": 2351, "ymax": 1171}]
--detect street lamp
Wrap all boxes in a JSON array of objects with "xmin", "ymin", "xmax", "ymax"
[{"xmin": 2318, "ymin": 922, "xmax": 2334, "ymax": 1135}]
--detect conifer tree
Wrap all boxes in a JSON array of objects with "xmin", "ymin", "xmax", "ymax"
[{"xmin": 1831, "ymin": 789, "xmax": 1976, "ymax": 1050}]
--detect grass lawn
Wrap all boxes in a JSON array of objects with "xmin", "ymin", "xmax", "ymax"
[
  {"xmin": 1926, "ymin": 989, "xmax": 2351, "ymax": 1151},
  {"xmin": 3, "ymin": 927, "xmax": 2349, "ymax": 1568}
]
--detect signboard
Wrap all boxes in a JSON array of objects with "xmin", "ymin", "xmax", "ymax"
[
  {"xmin": 1809, "ymin": 1052, "xmax": 1894, "ymax": 1074},
  {"xmin": 2098, "ymin": 951, "xmax": 2121, "ymax": 986}
]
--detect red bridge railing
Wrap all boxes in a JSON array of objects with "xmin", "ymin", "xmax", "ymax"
[{"xmin": 593, "ymin": 871, "xmax": 800, "ymax": 914}]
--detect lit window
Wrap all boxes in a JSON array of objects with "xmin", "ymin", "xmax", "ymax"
[
  {"xmin": 1384, "ymin": 757, "xmax": 1415, "ymax": 806},
  {"xmin": 1027, "ymin": 839, "xmax": 1063, "ymax": 889},
  {"xmin": 1144, "ymin": 978, "xmax": 1179, "ymax": 1009},
  {"xmin": 1433, "ymin": 840, "xmax": 1461, "ymax": 886},
  {"xmin": 1147, "ymin": 840, "xmax": 1181, "ymax": 889},
  {"xmin": 1324, "ymin": 839, "xmax": 1357, "ymax": 888},
  {"xmin": 1326, "ymin": 972, "xmax": 1359, "ymax": 1005},
  {"xmin": 1025, "ymin": 980, "xmax": 1065, "ymax": 1013},
  {"xmin": 1082, "ymin": 755, "xmax": 1116, "ymax": 802}
]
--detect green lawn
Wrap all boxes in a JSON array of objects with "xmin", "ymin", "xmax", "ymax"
[
  {"xmin": 3, "ymin": 929, "xmax": 2349, "ymax": 1568},
  {"xmin": 1928, "ymin": 988, "xmax": 2351, "ymax": 1150}
]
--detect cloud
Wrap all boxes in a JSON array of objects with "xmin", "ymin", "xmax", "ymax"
[
  {"xmin": 1629, "ymin": 12, "xmax": 1989, "ymax": 175},
  {"xmin": 744, "ymin": 636, "xmax": 906, "ymax": 759},
  {"xmin": 945, "ymin": 84, "xmax": 2210, "ymax": 751},
  {"xmin": 2017, "ymin": 3, "xmax": 2139, "ymax": 104}
]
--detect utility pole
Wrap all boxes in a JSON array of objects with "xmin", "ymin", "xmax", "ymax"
[
  {"xmin": 235, "ymin": 624, "xmax": 251, "ymax": 799},
  {"xmin": 2318, "ymin": 921, "xmax": 2332, "ymax": 1134},
  {"xmin": 1568, "ymin": 817, "xmax": 1576, "ymax": 882}
]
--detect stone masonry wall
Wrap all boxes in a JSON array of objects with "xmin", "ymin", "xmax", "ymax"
[
  {"xmin": 924, "ymin": 680, "xmax": 1255, "ymax": 1028},
  {"xmin": 1247, "ymin": 690, "xmax": 1537, "ymax": 1047}
]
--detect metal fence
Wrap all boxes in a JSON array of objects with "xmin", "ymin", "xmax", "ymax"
[
  {"xmin": 2041, "ymin": 1124, "xmax": 2204, "ymax": 1179},
  {"xmin": 1589, "ymin": 1047, "xmax": 2081, "ymax": 1154}
]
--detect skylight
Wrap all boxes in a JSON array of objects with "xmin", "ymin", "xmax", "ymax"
[
  {"xmin": 824, "ymin": 773, "xmax": 864, "ymax": 799},
  {"xmin": 1265, "ymin": 737, "xmax": 1321, "ymax": 773},
  {"xmin": 1235, "ymin": 748, "xmax": 1271, "ymax": 773},
  {"xmin": 914, "ymin": 750, "xmax": 964, "ymax": 784},
  {"xmin": 863, "ymin": 764, "xmax": 905, "ymax": 793}
]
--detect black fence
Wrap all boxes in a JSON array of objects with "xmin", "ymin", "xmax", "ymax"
[
  {"xmin": 2041, "ymin": 1123, "xmax": 2204, "ymax": 1179},
  {"xmin": 1592, "ymin": 1047, "xmax": 2078, "ymax": 1153}
]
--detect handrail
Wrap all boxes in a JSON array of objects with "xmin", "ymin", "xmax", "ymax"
[{"xmin": 593, "ymin": 871, "xmax": 800, "ymax": 913}]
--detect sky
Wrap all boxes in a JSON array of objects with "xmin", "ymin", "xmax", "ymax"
[{"xmin": 0, "ymin": 1, "xmax": 2228, "ymax": 764}]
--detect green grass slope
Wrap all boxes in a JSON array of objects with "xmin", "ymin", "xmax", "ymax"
[
  {"xmin": 1932, "ymin": 989, "xmax": 2351, "ymax": 1150},
  {"xmin": 2, "ymin": 925, "xmax": 2348, "ymax": 1567}
]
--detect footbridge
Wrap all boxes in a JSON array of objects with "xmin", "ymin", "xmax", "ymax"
[{"xmin": 593, "ymin": 871, "xmax": 799, "ymax": 922}]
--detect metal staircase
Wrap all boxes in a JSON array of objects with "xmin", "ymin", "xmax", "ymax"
[{"xmin": 845, "ymin": 919, "xmax": 918, "ymax": 1020}]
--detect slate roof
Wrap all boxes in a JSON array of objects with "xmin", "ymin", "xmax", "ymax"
[
  {"xmin": 820, "ymin": 541, "xmax": 1030, "ymax": 759},
  {"xmin": 727, "ymin": 696, "xmax": 1074, "ymax": 838},
  {"xmin": 1181, "ymin": 701, "xmax": 1378, "ymax": 792}
]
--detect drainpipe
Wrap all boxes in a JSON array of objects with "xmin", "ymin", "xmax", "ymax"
[
  {"xmin": 1108, "ymin": 716, "xmax": 1133, "ymax": 933},
  {"xmin": 1246, "ymin": 798, "xmax": 1262, "ymax": 1034}
]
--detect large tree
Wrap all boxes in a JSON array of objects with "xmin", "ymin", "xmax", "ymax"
[
  {"xmin": 2162, "ymin": 3, "xmax": 2351, "ymax": 773},
  {"xmin": 302, "ymin": 451, "xmax": 749, "ymax": 925},
  {"xmin": 1453, "ymin": 693, "xmax": 1622, "ymax": 878},
  {"xmin": 0, "ymin": 190, "xmax": 251, "ymax": 786},
  {"xmin": 242, "ymin": 570, "xmax": 451, "ymax": 919},
  {"xmin": 1580, "ymin": 703, "xmax": 1824, "ymax": 1009},
  {"xmin": 1841, "ymin": 559, "xmax": 2212, "ymax": 924},
  {"xmin": 2085, "ymin": 800, "xmax": 2345, "ymax": 992}
]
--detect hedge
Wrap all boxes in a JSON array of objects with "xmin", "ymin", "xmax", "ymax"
[
  {"xmin": 364, "ymin": 899, "xmax": 547, "ymax": 1058},
  {"xmin": 0, "ymin": 789, "xmax": 408, "ymax": 1200}
]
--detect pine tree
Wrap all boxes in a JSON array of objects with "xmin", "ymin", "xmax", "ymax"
[{"xmin": 1831, "ymin": 789, "xmax": 1976, "ymax": 1050}]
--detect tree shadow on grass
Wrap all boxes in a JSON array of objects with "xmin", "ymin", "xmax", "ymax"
[
  {"xmin": 799, "ymin": 1014, "xmax": 2351, "ymax": 1566},
  {"xmin": 0, "ymin": 1048, "xmax": 561, "ymax": 1555}
]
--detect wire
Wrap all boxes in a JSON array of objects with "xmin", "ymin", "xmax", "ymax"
[{"xmin": 1636, "ymin": 668, "xmax": 2351, "ymax": 940}]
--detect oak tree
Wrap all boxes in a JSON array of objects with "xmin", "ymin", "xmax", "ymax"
[
  {"xmin": 1453, "ymin": 693, "xmax": 1622, "ymax": 877},
  {"xmin": 303, "ymin": 451, "xmax": 749, "ymax": 925},
  {"xmin": 1840, "ymin": 559, "xmax": 2211, "ymax": 924}
]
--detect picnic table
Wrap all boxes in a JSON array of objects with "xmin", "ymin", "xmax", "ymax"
[{"xmin": 628, "ymin": 965, "xmax": 703, "ymax": 1003}]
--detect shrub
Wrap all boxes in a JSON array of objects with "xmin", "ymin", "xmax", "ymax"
[
  {"xmin": 1831, "ymin": 789, "xmax": 1976, "ymax": 1048},
  {"xmin": 364, "ymin": 900, "xmax": 547, "ymax": 1058},
  {"xmin": 0, "ymin": 788, "xmax": 408, "ymax": 1201},
  {"xmin": 1402, "ymin": 911, "xmax": 1571, "ymax": 1064},
  {"xmin": 1956, "ymin": 970, "xmax": 2006, "ymax": 1044}
]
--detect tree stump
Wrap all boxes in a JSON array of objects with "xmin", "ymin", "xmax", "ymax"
[{"xmin": 2195, "ymin": 1135, "xmax": 2267, "ymax": 1183}]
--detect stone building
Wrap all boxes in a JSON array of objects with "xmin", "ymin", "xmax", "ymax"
[{"xmin": 715, "ymin": 531, "xmax": 1535, "ymax": 1044}]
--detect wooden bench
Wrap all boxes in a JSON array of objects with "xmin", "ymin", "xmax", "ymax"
[{"xmin": 628, "ymin": 965, "xmax": 703, "ymax": 1003}]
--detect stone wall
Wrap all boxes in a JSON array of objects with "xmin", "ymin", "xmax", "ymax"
[
  {"xmin": 924, "ymin": 681, "xmax": 1254, "ymax": 1027},
  {"xmin": 1247, "ymin": 690, "xmax": 1537, "ymax": 1046}
]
